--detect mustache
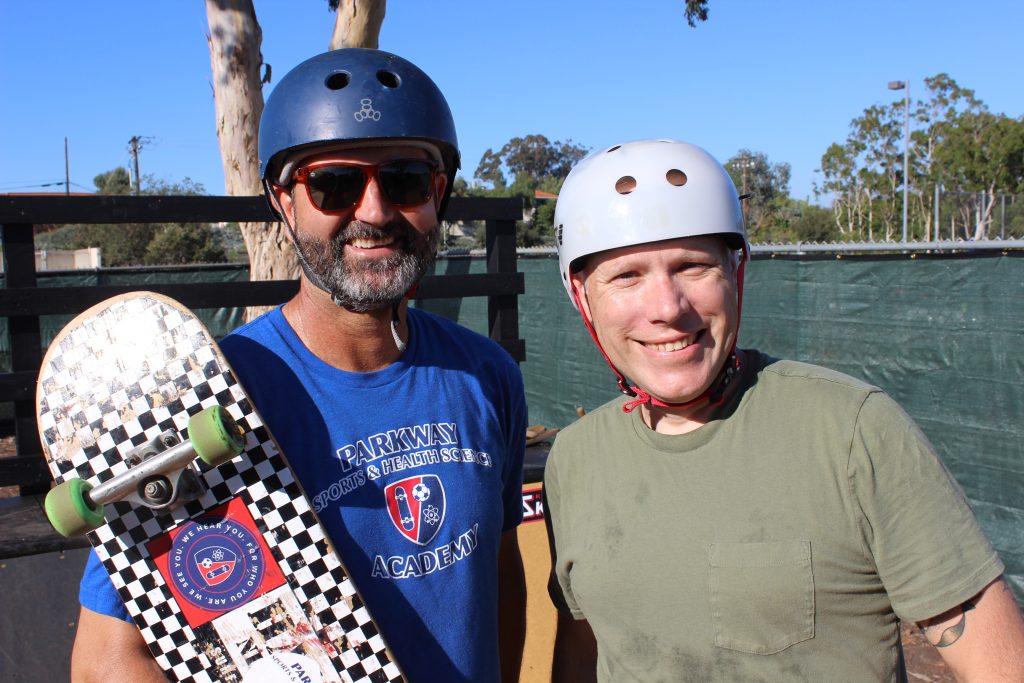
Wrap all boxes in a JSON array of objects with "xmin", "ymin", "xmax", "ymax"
[{"xmin": 337, "ymin": 219, "xmax": 417, "ymax": 247}]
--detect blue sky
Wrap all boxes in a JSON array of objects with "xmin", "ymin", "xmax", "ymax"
[{"xmin": 2, "ymin": 1, "xmax": 1021, "ymax": 203}]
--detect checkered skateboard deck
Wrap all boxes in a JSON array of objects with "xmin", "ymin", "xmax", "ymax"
[{"xmin": 37, "ymin": 291, "xmax": 404, "ymax": 683}]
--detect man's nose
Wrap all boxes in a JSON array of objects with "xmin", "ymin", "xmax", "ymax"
[
  {"xmin": 646, "ymin": 276, "xmax": 691, "ymax": 324},
  {"xmin": 353, "ymin": 175, "xmax": 397, "ymax": 225}
]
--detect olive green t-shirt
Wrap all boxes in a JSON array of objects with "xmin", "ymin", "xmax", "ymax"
[{"xmin": 545, "ymin": 351, "xmax": 1002, "ymax": 682}]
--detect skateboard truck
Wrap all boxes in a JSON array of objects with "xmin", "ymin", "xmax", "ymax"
[
  {"xmin": 44, "ymin": 405, "xmax": 245, "ymax": 537},
  {"xmin": 119, "ymin": 429, "xmax": 210, "ymax": 509}
]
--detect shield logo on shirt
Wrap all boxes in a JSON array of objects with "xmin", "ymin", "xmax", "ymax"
[{"xmin": 385, "ymin": 475, "xmax": 446, "ymax": 545}]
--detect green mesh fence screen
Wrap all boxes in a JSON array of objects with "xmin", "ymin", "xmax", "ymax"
[
  {"xmin": 12, "ymin": 254, "xmax": 1024, "ymax": 597},
  {"xmin": 425, "ymin": 254, "xmax": 1024, "ymax": 599},
  {"xmin": 0, "ymin": 265, "xmax": 251, "ymax": 369}
]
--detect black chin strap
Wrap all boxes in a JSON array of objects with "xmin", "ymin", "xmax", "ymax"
[{"xmin": 264, "ymin": 179, "xmax": 345, "ymax": 305}]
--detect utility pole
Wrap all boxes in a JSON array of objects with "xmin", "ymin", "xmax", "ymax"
[
  {"xmin": 732, "ymin": 155, "xmax": 756, "ymax": 226},
  {"xmin": 64, "ymin": 137, "xmax": 70, "ymax": 196},
  {"xmin": 128, "ymin": 135, "xmax": 147, "ymax": 195}
]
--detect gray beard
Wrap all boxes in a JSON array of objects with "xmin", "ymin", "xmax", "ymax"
[{"xmin": 295, "ymin": 219, "xmax": 438, "ymax": 312}]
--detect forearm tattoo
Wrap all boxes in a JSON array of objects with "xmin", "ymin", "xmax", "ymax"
[{"xmin": 923, "ymin": 600, "xmax": 976, "ymax": 648}]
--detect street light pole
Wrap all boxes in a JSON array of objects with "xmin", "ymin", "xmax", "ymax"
[{"xmin": 888, "ymin": 80, "xmax": 910, "ymax": 242}]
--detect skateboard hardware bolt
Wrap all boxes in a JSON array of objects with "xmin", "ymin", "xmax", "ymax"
[{"xmin": 141, "ymin": 477, "xmax": 173, "ymax": 505}]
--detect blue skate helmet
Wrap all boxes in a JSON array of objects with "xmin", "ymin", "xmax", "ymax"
[{"xmin": 259, "ymin": 48, "xmax": 460, "ymax": 218}]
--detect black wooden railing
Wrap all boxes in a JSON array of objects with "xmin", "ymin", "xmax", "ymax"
[{"xmin": 0, "ymin": 194, "xmax": 525, "ymax": 557}]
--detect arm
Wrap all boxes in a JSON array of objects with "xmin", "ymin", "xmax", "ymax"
[
  {"xmin": 918, "ymin": 576, "xmax": 1024, "ymax": 681},
  {"xmin": 551, "ymin": 611, "xmax": 597, "ymax": 683},
  {"xmin": 71, "ymin": 607, "xmax": 166, "ymax": 683},
  {"xmin": 542, "ymin": 462, "xmax": 596, "ymax": 683},
  {"xmin": 498, "ymin": 527, "xmax": 526, "ymax": 683}
]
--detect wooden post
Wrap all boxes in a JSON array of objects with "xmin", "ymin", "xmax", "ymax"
[{"xmin": 1, "ymin": 222, "xmax": 44, "ymax": 494}]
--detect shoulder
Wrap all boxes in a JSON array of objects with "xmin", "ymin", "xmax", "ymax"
[
  {"xmin": 548, "ymin": 397, "xmax": 628, "ymax": 464},
  {"xmin": 409, "ymin": 307, "xmax": 520, "ymax": 375},
  {"xmin": 409, "ymin": 307, "xmax": 497, "ymax": 349},
  {"xmin": 745, "ymin": 351, "xmax": 882, "ymax": 408},
  {"xmin": 221, "ymin": 307, "xmax": 283, "ymax": 350},
  {"xmin": 544, "ymin": 398, "xmax": 628, "ymax": 512},
  {"xmin": 558, "ymin": 396, "xmax": 629, "ymax": 439},
  {"xmin": 218, "ymin": 308, "xmax": 297, "ymax": 388},
  {"xmin": 753, "ymin": 353, "xmax": 875, "ymax": 392}
]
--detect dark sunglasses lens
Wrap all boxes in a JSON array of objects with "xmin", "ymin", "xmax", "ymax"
[
  {"xmin": 379, "ymin": 161, "xmax": 434, "ymax": 206},
  {"xmin": 307, "ymin": 166, "xmax": 366, "ymax": 211}
]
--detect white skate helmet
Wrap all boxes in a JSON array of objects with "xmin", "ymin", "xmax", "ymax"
[
  {"xmin": 554, "ymin": 139, "xmax": 746, "ymax": 308},
  {"xmin": 553, "ymin": 139, "xmax": 749, "ymax": 412}
]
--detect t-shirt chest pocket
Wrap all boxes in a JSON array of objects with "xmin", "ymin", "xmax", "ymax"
[{"xmin": 708, "ymin": 540, "xmax": 815, "ymax": 655}]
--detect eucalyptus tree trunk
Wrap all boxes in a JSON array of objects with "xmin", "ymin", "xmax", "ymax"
[
  {"xmin": 329, "ymin": 0, "xmax": 386, "ymax": 49},
  {"xmin": 205, "ymin": 0, "xmax": 386, "ymax": 321},
  {"xmin": 974, "ymin": 187, "xmax": 996, "ymax": 240},
  {"xmin": 206, "ymin": 0, "xmax": 297, "ymax": 320}
]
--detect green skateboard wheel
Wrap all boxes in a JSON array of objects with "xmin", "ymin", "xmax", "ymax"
[
  {"xmin": 188, "ymin": 405, "xmax": 245, "ymax": 466},
  {"xmin": 45, "ymin": 478, "xmax": 105, "ymax": 537}
]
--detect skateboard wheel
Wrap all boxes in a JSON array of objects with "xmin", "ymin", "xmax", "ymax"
[
  {"xmin": 189, "ymin": 405, "xmax": 245, "ymax": 466},
  {"xmin": 45, "ymin": 478, "xmax": 105, "ymax": 537}
]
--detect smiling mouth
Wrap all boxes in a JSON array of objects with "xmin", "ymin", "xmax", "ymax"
[
  {"xmin": 348, "ymin": 236, "xmax": 397, "ymax": 249},
  {"xmin": 644, "ymin": 330, "xmax": 703, "ymax": 352}
]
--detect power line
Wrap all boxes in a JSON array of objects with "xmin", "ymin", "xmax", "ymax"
[
  {"xmin": 0, "ymin": 179, "xmax": 63, "ymax": 189},
  {"xmin": 0, "ymin": 179, "xmax": 90, "ymax": 192}
]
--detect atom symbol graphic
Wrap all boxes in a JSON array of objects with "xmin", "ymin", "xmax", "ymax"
[{"xmin": 423, "ymin": 505, "xmax": 440, "ymax": 526}]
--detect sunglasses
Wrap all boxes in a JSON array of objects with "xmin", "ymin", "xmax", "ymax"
[{"xmin": 293, "ymin": 159, "xmax": 438, "ymax": 213}]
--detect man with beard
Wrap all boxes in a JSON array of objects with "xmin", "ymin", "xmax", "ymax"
[{"xmin": 71, "ymin": 49, "xmax": 527, "ymax": 683}]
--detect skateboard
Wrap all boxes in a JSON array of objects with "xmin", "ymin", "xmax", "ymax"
[{"xmin": 36, "ymin": 291, "xmax": 404, "ymax": 683}]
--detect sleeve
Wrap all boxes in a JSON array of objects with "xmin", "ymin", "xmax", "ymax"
[
  {"xmin": 500, "ymin": 358, "xmax": 527, "ymax": 532},
  {"xmin": 543, "ymin": 446, "xmax": 584, "ymax": 618},
  {"xmin": 79, "ymin": 549, "xmax": 133, "ymax": 623},
  {"xmin": 849, "ymin": 391, "xmax": 1004, "ymax": 623}
]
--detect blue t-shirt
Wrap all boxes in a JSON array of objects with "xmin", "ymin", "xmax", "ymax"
[{"xmin": 80, "ymin": 306, "xmax": 527, "ymax": 682}]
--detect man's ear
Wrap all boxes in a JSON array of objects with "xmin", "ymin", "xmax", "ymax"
[
  {"xmin": 570, "ymin": 271, "xmax": 594, "ymax": 324},
  {"xmin": 271, "ymin": 184, "xmax": 296, "ymax": 231},
  {"xmin": 433, "ymin": 172, "xmax": 449, "ymax": 210}
]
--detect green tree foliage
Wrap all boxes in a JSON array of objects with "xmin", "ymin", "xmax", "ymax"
[
  {"xmin": 144, "ymin": 223, "xmax": 227, "ymax": 265},
  {"xmin": 787, "ymin": 202, "xmax": 837, "ymax": 243},
  {"xmin": 93, "ymin": 167, "xmax": 132, "ymax": 195},
  {"xmin": 36, "ymin": 169, "xmax": 229, "ymax": 266},
  {"xmin": 474, "ymin": 135, "xmax": 588, "ymax": 190},
  {"xmin": 472, "ymin": 135, "xmax": 589, "ymax": 246},
  {"xmin": 818, "ymin": 73, "xmax": 1024, "ymax": 241},
  {"xmin": 817, "ymin": 103, "xmax": 906, "ymax": 241},
  {"xmin": 684, "ymin": 0, "xmax": 710, "ymax": 26},
  {"xmin": 725, "ymin": 150, "xmax": 792, "ymax": 241},
  {"xmin": 933, "ymin": 112, "xmax": 1024, "ymax": 239}
]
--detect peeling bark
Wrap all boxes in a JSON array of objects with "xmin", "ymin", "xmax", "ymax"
[
  {"xmin": 206, "ymin": 0, "xmax": 298, "ymax": 321},
  {"xmin": 329, "ymin": 0, "xmax": 386, "ymax": 49}
]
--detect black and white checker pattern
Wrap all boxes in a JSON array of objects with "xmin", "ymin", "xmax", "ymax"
[{"xmin": 37, "ymin": 293, "xmax": 403, "ymax": 683}]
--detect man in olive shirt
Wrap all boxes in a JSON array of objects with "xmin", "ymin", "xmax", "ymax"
[{"xmin": 545, "ymin": 139, "xmax": 1024, "ymax": 681}]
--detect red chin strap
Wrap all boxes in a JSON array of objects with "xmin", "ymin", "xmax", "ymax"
[{"xmin": 572, "ymin": 244, "xmax": 748, "ymax": 414}]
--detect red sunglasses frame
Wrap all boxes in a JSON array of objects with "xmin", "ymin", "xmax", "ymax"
[{"xmin": 292, "ymin": 159, "xmax": 439, "ymax": 214}]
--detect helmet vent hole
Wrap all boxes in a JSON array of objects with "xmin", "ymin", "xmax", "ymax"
[
  {"xmin": 606, "ymin": 145, "xmax": 622, "ymax": 153},
  {"xmin": 615, "ymin": 176, "xmax": 637, "ymax": 194},
  {"xmin": 666, "ymin": 169, "xmax": 688, "ymax": 187},
  {"xmin": 325, "ymin": 72, "xmax": 350, "ymax": 90},
  {"xmin": 377, "ymin": 70, "xmax": 401, "ymax": 88}
]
